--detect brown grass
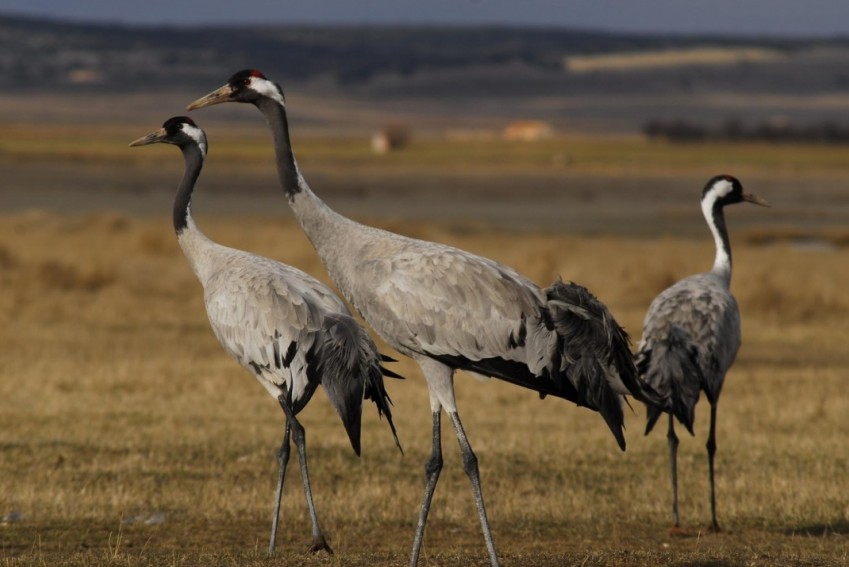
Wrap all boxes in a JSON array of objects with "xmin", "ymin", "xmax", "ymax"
[
  {"xmin": 0, "ymin": 211, "xmax": 847, "ymax": 566},
  {"xmin": 9, "ymin": 122, "xmax": 849, "ymax": 180}
]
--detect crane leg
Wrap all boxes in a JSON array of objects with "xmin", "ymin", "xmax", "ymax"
[
  {"xmin": 409, "ymin": 411, "xmax": 443, "ymax": 567},
  {"xmin": 706, "ymin": 402, "xmax": 720, "ymax": 532},
  {"xmin": 449, "ymin": 411, "xmax": 499, "ymax": 567},
  {"xmin": 268, "ymin": 420, "xmax": 292, "ymax": 555},
  {"xmin": 279, "ymin": 396, "xmax": 333, "ymax": 554},
  {"xmin": 410, "ymin": 357, "xmax": 498, "ymax": 566},
  {"xmin": 667, "ymin": 414, "xmax": 681, "ymax": 529}
]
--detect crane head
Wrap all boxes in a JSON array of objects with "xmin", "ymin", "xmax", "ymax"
[
  {"xmin": 129, "ymin": 116, "xmax": 207, "ymax": 156},
  {"xmin": 702, "ymin": 175, "xmax": 770, "ymax": 209},
  {"xmin": 187, "ymin": 69, "xmax": 285, "ymax": 111}
]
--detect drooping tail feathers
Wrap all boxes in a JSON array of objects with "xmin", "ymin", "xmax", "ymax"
[
  {"xmin": 365, "ymin": 360, "xmax": 404, "ymax": 455},
  {"xmin": 636, "ymin": 325, "xmax": 702, "ymax": 436},
  {"xmin": 308, "ymin": 313, "xmax": 403, "ymax": 456},
  {"xmin": 544, "ymin": 279, "xmax": 642, "ymax": 451}
]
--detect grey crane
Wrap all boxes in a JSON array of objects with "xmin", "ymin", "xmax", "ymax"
[
  {"xmin": 635, "ymin": 175, "xmax": 768, "ymax": 533},
  {"xmin": 187, "ymin": 70, "xmax": 653, "ymax": 567},
  {"xmin": 129, "ymin": 116, "xmax": 402, "ymax": 555}
]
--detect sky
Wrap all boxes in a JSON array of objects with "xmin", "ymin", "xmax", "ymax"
[{"xmin": 3, "ymin": 0, "xmax": 849, "ymax": 37}]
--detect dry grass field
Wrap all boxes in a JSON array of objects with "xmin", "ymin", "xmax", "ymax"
[
  {"xmin": 1, "ymin": 210, "xmax": 848, "ymax": 566},
  {"xmin": 1, "ymin": 107, "xmax": 849, "ymax": 565}
]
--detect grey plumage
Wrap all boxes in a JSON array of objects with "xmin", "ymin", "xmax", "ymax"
[
  {"xmin": 129, "ymin": 116, "xmax": 401, "ymax": 555},
  {"xmin": 187, "ymin": 71, "xmax": 650, "ymax": 567},
  {"xmin": 635, "ymin": 174, "xmax": 768, "ymax": 532},
  {"xmin": 206, "ymin": 253, "xmax": 399, "ymax": 452},
  {"xmin": 638, "ymin": 272, "xmax": 738, "ymax": 434}
]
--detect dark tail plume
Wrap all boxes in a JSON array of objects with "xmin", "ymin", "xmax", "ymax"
[
  {"xmin": 544, "ymin": 279, "xmax": 640, "ymax": 451},
  {"xmin": 365, "ymin": 364, "xmax": 403, "ymax": 455},
  {"xmin": 310, "ymin": 314, "xmax": 402, "ymax": 456},
  {"xmin": 636, "ymin": 325, "xmax": 701, "ymax": 436}
]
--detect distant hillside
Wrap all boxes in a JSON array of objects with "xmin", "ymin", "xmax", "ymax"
[{"xmin": 4, "ymin": 12, "xmax": 849, "ymax": 96}]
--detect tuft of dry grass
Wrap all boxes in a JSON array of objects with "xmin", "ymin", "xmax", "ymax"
[{"xmin": 0, "ymin": 211, "xmax": 847, "ymax": 566}]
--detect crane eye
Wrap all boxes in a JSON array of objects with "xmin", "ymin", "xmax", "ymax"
[{"xmin": 242, "ymin": 78, "xmax": 251, "ymax": 86}]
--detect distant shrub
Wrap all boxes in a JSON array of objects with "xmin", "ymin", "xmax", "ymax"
[{"xmin": 644, "ymin": 117, "xmax": 849, "ymax": 144}]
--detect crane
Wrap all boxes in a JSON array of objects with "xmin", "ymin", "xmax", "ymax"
[
  {"xmin": 187, "ymin": 71, "xmax": 652, "ymax": 567},
  {"xmin": 635, "ymin": 174, "xmax": 768, "ymax": 533},
  {"xmin": 129, "ymin": 116, "xmax": 402, "ymax": 555}
]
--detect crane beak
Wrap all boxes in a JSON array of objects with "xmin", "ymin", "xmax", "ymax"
[
  {"xmin": 742, "ymin": 192, "xmax": 770, "ymax": 207},
  {"xmin": 186, "ymin": 84, "xmax": 234, "ymax": 111},
  {"xmin": 128, "ymin": 127, "xmax": 167, "ymax": 147}
]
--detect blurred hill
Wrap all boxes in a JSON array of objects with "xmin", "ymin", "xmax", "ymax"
[
  {"xmin": 3, "ymin": 13, "xmax": 849, "ymax": 236},
  {"xmin": 5, "ymin": 11, "xmax": 849, "ymax": 100}
]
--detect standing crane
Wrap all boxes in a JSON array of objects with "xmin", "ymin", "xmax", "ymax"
[
  {"xmin": 187, "ymin": 71, "xmax": 653, "ymax": 567},
  {"xmin": 635, "ymin": 175, "xmax": 768, "ymax": 533},
  {"xmin": 129, "ymin": 116, "xmax": 402, "ymax": 555}
]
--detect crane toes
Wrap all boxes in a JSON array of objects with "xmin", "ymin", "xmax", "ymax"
[
  {"xmin": 708, "ymin": 521, "xmax": 722, "ymax": 533},
  {"xmin": 309, "ymin": 535, "xmax": 334, "ymax": 555},
  {"xmin": 668, "ymin": 525, "xmax": 691, "ymax": 537}
]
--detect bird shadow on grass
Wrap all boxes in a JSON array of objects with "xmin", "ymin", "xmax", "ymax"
[{"xmin": 782, "ymin": 519, "xmax": 849, "ymax": 536}]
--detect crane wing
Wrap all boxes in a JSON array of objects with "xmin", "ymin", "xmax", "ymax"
[
  {"xmin": 352, "ymin": 246, "xmax": 545, "ymax": 363},
  {"xmin": 638, "ymin": 272, "xmax": 741, "ymax": 428},
  {"xmin": 200, "ymin": 250, "xmax": 401, "ymax": 454},
  {"xmin": 203, "ymin": 253, "xmax": 338, "ymax": 408}
]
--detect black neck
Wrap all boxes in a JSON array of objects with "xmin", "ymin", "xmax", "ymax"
[
  {"xmin": 257, "ymin": 97, "xmax": 301, "ymax": 198},
  {"xmin": 174, "ymin": 143, "xmax": 203, "ymax": 234}
]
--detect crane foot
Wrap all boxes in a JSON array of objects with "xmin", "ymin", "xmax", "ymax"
[
  {"xmin": 668, "ymin": 525, "xmax": 691, "ymax": 537},
  {"xmin": 708, "ymin": 521, "xmax": 722, "ymax": 533},
  {"xmin": 309, "ymin": 535, "xmax": 334, "ymax": 555}
]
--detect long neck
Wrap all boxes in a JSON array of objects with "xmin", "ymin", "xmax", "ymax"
[
  {"xmin": 255, "ymin": 95, "xmax": 359, "ymax": 256},
  {"xmin": 174, "ymin": 143, "xmax": 216, "ymax": 283},
  {"xmin": 701, "ymin": 197, "xmax": 732, "ymax": 284},
  {"xmin": 174, "ymin": 143, "xmax": 203, "ymax": 234},
  {"xmin": 257, "ymin": 97, "xmax": 301, "ymax": 199}
]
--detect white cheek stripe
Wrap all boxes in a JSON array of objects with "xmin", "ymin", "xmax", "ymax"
[
  {"xmin": 700, "ymin": 187, "xmax": 718, "ymax": 220},
  {"xmin": 712, "ymin": 179, "xmax": 733, "ymax": 199},
  {"xmin": 182, "ymin": 124, "xmax": 208, "ymax": 157},
  {"xmin": 700, "ymin": 179, "xmax": 732, "ymax": 226},
  {"xmin": 253, "ymin": 78, "xmax": 286, "ymax": 107}
]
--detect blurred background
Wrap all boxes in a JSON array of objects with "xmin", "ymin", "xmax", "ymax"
[
  {"xmin": 3, "ymin": 0, "xmax": 849, "ymax": 237},
  {"xmin": 2, "ymin": 2, "xmax": 848, "ymax": 565}
]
